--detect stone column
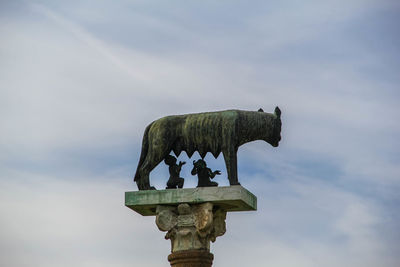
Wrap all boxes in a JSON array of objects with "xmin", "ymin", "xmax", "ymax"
[
  {"xmin": 125, "ymin": 185, "xmax": 257, "ymax": 267},
  {"xmin": 156, "ymin": 202, "xmax": 226, "ymax": 267}
]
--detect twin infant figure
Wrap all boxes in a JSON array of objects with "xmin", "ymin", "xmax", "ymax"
[{"xmin": 164, "ymin": 155, "xmax": 221, "ymax": 189}]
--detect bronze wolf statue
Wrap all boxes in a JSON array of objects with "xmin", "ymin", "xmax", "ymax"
[{"xmin": 134, "ymin": 107, "xmax": 282, "ymax": 190}]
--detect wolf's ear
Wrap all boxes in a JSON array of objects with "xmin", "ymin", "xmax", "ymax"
[
  {"xmin": 274, "ymin": 106, "xmax": 281, "ymax": 119},
  {"xmin": 258, "ymin": 108, "xmax": 264, "ymax": 112}
]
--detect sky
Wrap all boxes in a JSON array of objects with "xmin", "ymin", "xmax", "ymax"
[{"xmin": 0, "ymin": 0, "xmax": 399, "ymax": 266}]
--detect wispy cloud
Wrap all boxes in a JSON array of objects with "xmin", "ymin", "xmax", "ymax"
[
  {"xmin": 30, "ymin": 3, "xmax": 154, "ymax": 82},
  {"xmin": 1, "ymin": 1, "xmax": 399, "ymax": 266},
  {"xmin": 0, "ymin": 171, "xmax": 166, "ymax": 267}
]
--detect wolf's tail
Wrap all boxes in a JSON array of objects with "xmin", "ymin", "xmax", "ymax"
[{"xmin": 134, "ymin": 122, "xmax": 153, "ymax": 182}]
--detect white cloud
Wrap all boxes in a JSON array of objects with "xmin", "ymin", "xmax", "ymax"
[
  {"xmin": 0, "ymin": 170, "xmax": 169, "ymax": 267},
  {"xmin": 1, "ymin": 169, "xmax": 397, "ymax": 267},
  {"xmin": 0, "ymin": 1, "xmax": 399, "ymax": 266},
  {"xmin": 212, "ymin": 175, "xmax": 398, "ymax": 267}
]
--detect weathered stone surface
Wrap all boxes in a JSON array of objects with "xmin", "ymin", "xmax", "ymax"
[
  {"xmin": 155, "ymin": 206, "xmax": 177, "ymax": 232},
  {"xmin": 125, "ymin": 186, "xmax": 258, "ymax": 266},
  {"xmin": 168, "ymin": 250, "xmax": 214, "ymax": 267},
  {"xmin": 156, "ymin": 202, "xmax": 226, "ymax": 252},
  {"xmin": 125, "ymin": 185, "xmax": 257, "ymax": 216}
]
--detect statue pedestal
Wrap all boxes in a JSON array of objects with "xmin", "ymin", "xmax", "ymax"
[{"xmin": 125, "ymin": 185, "xmax": 257, "ymax": 266}]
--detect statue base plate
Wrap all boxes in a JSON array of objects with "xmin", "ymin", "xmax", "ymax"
[{"xmin": 125, "ymin": 185, "xmax": 257, "ymax": 216}]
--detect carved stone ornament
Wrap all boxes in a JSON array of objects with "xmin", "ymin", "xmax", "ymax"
[{"xmin": 155, "ymin": 203, "xmax": 227, "ymax": 252}]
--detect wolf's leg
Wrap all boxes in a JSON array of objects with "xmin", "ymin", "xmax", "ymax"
[
  {"xmin": 137, "ymin": 151, "xmax": 160, "ymax": 190},
  {"xmin": 223, "ymin": 148, "xmax": 240, "ymax": 186},
  {"xmin": 138, "ymin": 158, "xmax": 161, "ymax": 190},
  {"xmin": 139, "ymin": 144, "xmax": 171, "ymax": 190},
  {"xmin": 137, "ymin": 164, "xmax": 152, "ymax": 190}
]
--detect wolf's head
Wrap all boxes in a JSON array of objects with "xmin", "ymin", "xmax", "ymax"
[{"xmin": 270, "ymin": 106, "xmax": 282, "ymax": 147}]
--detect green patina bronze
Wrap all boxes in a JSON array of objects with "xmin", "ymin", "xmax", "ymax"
[{"xmin": 134, "ymin": 107, "xmax": 282, "ymax": 190}]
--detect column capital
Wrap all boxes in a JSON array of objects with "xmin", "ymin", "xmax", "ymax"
[{"xmin": 156, "ymin": 202, "xmax": 226, "ymax": 252}]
